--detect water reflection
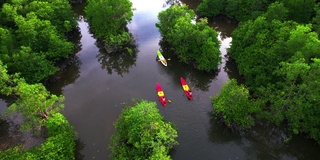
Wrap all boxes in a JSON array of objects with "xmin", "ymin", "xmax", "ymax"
[
  {"xmin": 75, "ymin": 138, "xmax": 85, "ymax": 160},
  {"xmin": 45, "ymin": 55, "xmax": 82, "ymax": 95},
  {"xmin": 45, "ymin": 4, "xmax": 83, "ymax": 95},
  {"xmin": 207, "ymin": 112, "xmax": 242, "ymax": 144},
  {"xmin": 224, "ymin": 54, "xmax": 245, "ymax": 84},
  {"xmin": 240, "ymin": 123, "xmax": 314, "ymax": 160},
  {"xmin": 208, "ymin": 16, "xmax": 238, "ymax": 41},
  {"xmin": 0, "ymin": 119, "xmax": 20, "ymax": 150},
  {"xmin": 95, "ymin": 35, "xmax": 138, "ymax": 76}
]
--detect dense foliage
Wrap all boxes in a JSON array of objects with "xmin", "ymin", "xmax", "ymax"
[
  {"xmin": 109, "ymin": 100, "xmax": 178, "ymax": 160},
  {"xmin": 156, "ymin": 4, "xmax": 221, "ymax": 71},
  {"xmin": 229, "ymin": 17, "xmax": 298, "ymax": 89},
  {"xmin": 0, "ymin": 61, "xmax": 75, "ymax": 159},
  {"xmin": 197, "ymin": 0, "xmax": 272, "ymax": 21},
  {"xmin": 212, "ymin": 1, "xmax": 320, "ymax": 144},
  {"xmin": 281, "ymin": 0, "xmax": 316, "ymax": 24},
  {"xmin": 85, "ymin": 0, "xmax": 134, "ymax": 52},
  {"xmin": 0, "ymin": 0, "xmax": 76, "ymax": 83},
  {"xmin": 5, "ymin": 80, "xmax": 65, "ymax": 132},
  {"xmin": 260, "ymin": 57, "xmax": 320, "ymax": 143},
  {"xmin": 197, "ymin": 0, "xmax": 318, "ymax": 24},
  {"xmin": 312, "ymin": 3, "xmax": 320, "ymax": 35},
  {"xmin": 0, "ymin": 113, "xmax": 75, "ymax": 160},
  {"xmin": 211, "ymin": 79, "xmax": 261, "ymax": 129}
]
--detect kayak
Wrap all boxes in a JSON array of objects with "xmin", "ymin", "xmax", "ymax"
[
  {"xmin": 156, "ymin": 83, "xmax": 167, "ymax": 106},
  {"xmin": 180, "ymin": 77, "xmax": 192, "ymax": 100},
  {"xmin": 157, "ymin": 50, "xmax": 167, "ymax": 66}
]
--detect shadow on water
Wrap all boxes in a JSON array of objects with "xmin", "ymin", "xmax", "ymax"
[
  {"xmin": 158, "ymin": 40, "xmax": 219, "ymax": 91},
  {"xmin": 44, "ymin": 2, "xmax": 85, "ymax": 96},
  {"xmin": 224, "ymin": 54, "xmax": 246, "ymax": 85},
  {"xmin": 74, "ymin": 138, "xmax": 85, "ymax": 160},
  {"xmin": 95, "ymin": 34, "xmax": 138, "ymax": 76},
  {"xmin": 207, "ymin": 16, "xmax": 238, "ymax": 40},
  {"xmin": 45, "ymin": 54, "xmax": 82, "ymax": 95},
  {"xmin": 208, "ymin": 109, "xmax": 320, "ymax": 160},
  {"xmin": 0, "ymin": 119, "xmax": 21, "ymax": 150},
  {"xmin": 242, "ymin": 121, "xmax": 320, "ymax": 160},
  {"xmin": 207, "ymin": 111, "xmax": 242, "ymax": 144}
]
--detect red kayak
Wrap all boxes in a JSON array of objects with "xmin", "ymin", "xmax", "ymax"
[
  {"xmin": 156, "ymin": 83, "xmax": 167, "ymax": 106},
  {"xmin": 180, "ymin": 77, "xmax": 192, "ymax": 100}
]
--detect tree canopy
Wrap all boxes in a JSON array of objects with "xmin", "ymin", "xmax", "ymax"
[
  {"xmin": 223, "ymin": 5, "xmax": 320, "ymax": 143},
  {"xmin": 0, "ymin": 113, "xmax": 75, "ymax": 160},
  {"xmin": 0, "ymin": 0, "xmax": 76, "ymax": 83},
  {"xmin": 197, "ymin": 0, "xmax": 272, "ymax": 21},
  {"xmin": 0, "ymin": 60, "xmax": 75, "ymax": 158},
  {"xmin": 197, "ymin": 0, "xmax": 318, "ymax": 25},
  {"xmin": 109, "ymin": 100, "xmax": 178, "ymax": 160},
  {"xmin": 156, "ymin": 4, "xmax": 221, "ymax": 71},
  {"xmin": 211, "ymin": 79, "xmax": 261, "ymax": 129},
  {"xmin": 228, "ymin": 17, "xmax": 299, "ymax": 89},
  {"xmin": 85, "ymin": 0, "xmax": 134, "ymax": 52}
]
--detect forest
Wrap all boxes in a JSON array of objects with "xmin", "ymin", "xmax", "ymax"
[
  {"xmin": 197, "ymin": 0, "xmax": 320, "ymax": 145},
  {"xmin": 0, "ymin": 0, "xmax": 320, "ymax": 159}
]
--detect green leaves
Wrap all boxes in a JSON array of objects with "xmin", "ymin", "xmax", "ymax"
[
  {"xmin": 9, "ymin": 46, "xmax": 58, "ymax": 83},
  {"xmin": 197, "ymin": 0, "xmax": 271, "ymax": 21},
  {"xmin": 211, "ymin": 79, "xmax": 261, "ymax": 129},
  {"xmin": 85, "ymin": 0, "xmax": 133, "ymax": 50},
  {"xmin": 0, "ymin": 1, "xmax": 75, "ymax": 83},
  {"xmin": 109, "ymin": 100, "xmax": 178, "ymax": 159},
  {"xmin": 269, "ymin": 58, "xmax": 320, "ymax": 143},
  {"xmin": 0, "ymin": 113, "xmax": 76, "ymax": 160},
  {"xmin": 229, "ymin": 16, "xmax": 298, "ymax": 89},
  {"xmin": 197, "ymin": 0, "xmax": 226, "ymax": 17},
  {"xmin": 0, "ymin": 60, "xmax": 16, "ymax": 95},
  {"xmin": 156, "ymin": 4, "xmax": 221, "ymax": 71},
  {"xmin": 280, "ymin": 0, "xmax": 316, "ymax": 23},
  {"xmin": 4, "ymin": 80, "xmax": 65, "ymax": 132}
]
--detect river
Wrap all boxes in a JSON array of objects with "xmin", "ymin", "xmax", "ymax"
[{"xmin": 1, "ymin": 0, "xmax": 320, "ymax": 159}]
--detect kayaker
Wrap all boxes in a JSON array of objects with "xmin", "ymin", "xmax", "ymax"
[{"xmin": 188, "ymin": 91, "xmax": 192, "ymax": 96}]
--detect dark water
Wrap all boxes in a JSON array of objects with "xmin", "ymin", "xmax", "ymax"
[{"xmin": 1, "ymin": 0, "xmax": 320, "ymax": 159}]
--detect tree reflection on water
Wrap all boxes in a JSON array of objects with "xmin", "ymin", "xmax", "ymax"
[{"xmin": 95, "ymin": 33, "xmax": 138, "ymax": 77}]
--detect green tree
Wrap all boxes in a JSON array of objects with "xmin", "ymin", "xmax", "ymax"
[
  {"xmin": 156, "ymin": 4, "xmax": 221, "ymax": 71},
  {"xmin": 0, "ymin": 113, "xmax": 76, "ymax": 159},
  {"xmin": 9, "ymin": 46, "xmax": 58, "ymax": 83},
  {"xmin": 260, "ymin": 57, "xmax": 320, "ymax": 144},
  {"xmin": 0, "ymin": 60, "xmax": 18, "ymax": 95},
  {"xmin": 312, "ymin": 3, "xmax": 320, "ymax": 35},
  {"xmin": 263, "ymin": 1, "xmax": 288, "ymax": 22},
  {"xmin": 229, "ymin": 16, "xmax": 298, "ymax": 89},
  {"xmin": 0, "ymin": 1, "xmax": 75, "ymax": 83},
  {"xmin": 196, "ymin": 0, "xmax": 227, "ymax": 18},
  {"xmin": 14, "ymin": 13, "xmax": 73, "ymax": 61},
  {"xmin": 211, "ymin": 79, "xmax": 261, "ymax": 129},
  {"xmin": 280, "ymin": 0, "xmax": 316, "ymax": 23},
  {"xmin": 109, "ymin": 100, "xmax": 178, "ymax": 160},
  {"xmin": 197, "ymin": 0, "xmax": 272, "ymax": 21},
  {"xmin": 24, "ymin": 0, "xmax": 77, "ymax": 34},
  {"xmin": 4, "ymin": 80, "xmax": 65, "ymax": 132},
  {"xmin": 0, "ymin": 27, "xmax": 14, "ymax": 62},
  {"xmin": 85, "ymin": 0, "xmax": 133, "ymax": 51}
]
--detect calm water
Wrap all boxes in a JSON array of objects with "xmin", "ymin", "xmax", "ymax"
[{"xmin": 1, "ymin": 0, "xmax": 320, "ymax": 159}]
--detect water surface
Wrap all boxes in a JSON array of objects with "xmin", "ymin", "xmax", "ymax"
[{"xmin": 1, "ymin": 0, "xmax": 319, "ymax": 159}]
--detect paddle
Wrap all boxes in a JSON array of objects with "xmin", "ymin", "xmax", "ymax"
[{"xmin": 168, "ymin": 100, "xmax": 172, "ymax": 103}]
